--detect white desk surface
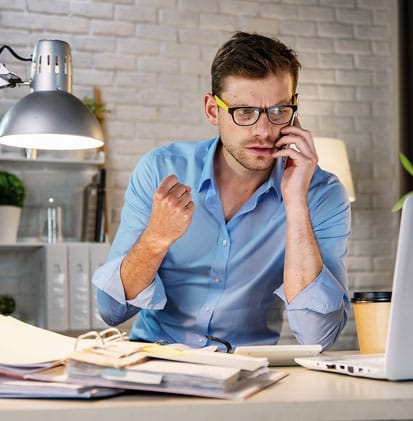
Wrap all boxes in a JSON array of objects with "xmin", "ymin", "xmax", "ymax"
[{"xmin": 0, "ymin": 366, "xmax": 412, "ymax": 421}]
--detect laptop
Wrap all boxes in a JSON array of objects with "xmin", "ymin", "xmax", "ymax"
[{"xmin": 295, "ymin": 194, "xmax": 413, "ymax": 381}]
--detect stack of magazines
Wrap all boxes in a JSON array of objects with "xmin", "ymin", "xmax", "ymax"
[{"xmin": 0, "ymin": 316, "xmax": 287, "ymax": 400}]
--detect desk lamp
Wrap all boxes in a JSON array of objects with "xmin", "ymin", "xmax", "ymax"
[
  {"xmin": 0, "ymin": 40, "xmax": 104, "ymax": 150},
  {"xmin": 314, "ymin": 137, "xmax": 356, "ymax": 202}
]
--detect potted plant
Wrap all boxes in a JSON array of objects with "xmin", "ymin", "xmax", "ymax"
[{"xmin": 0, "ymin": 170, "xmax": 25, "ymax": 243}]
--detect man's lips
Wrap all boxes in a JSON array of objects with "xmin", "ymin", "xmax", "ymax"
[{"xmin": 246, "ymin": 145, "xmax": 275, "ymax": 156}]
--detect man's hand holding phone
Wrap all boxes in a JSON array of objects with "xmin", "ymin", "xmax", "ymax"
[{"xmin": 272, "ymin": 116, "xmax": 318, "ymax": 206}]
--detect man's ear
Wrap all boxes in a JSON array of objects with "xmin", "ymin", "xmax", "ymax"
[{"xmin": 204, "ymin": 93, "xmax": 218, "ymax": 126}]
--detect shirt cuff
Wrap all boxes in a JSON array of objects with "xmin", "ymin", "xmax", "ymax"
[
  {"xmin": 92, "ymin": 256, "xmax": 167, "ymax": 309},
  {"xmin": 274, "ymin": 265, "xmax": 348, "ymax": 314}
]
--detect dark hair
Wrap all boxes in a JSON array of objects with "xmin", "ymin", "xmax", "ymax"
[{"xmin": 211, "ymin": 32, "xmax": 301, "ymax": 96}]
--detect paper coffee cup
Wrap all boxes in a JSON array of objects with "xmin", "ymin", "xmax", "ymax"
[{"xmin": 351, "ymin": 291, "xmax": 392, "ymax": 354}]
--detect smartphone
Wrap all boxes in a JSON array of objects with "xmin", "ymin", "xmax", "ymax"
[
  {"xmin": 279, "ymin": 110, "xmax": 297, "ymax": 151},
  {"xmin": 290, "ymin": 110, "xmax": 297, "ymax": 127},
  {"xmin": 280, "ymin": 110, "xmax": 298, "ymax": 167}
]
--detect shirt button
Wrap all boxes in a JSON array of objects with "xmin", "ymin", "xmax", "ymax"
[
  {"xmin": 222, "ymin": 240, "xmax": 228, "ymax": 246},
  {"xmin": 198, "ymin": 338, "xmax": 203, "ymax": 344},
  {"xmin": 214, "ymin": 277, "xmax": 220, "ymax": 283},
  {"xmin": 205, "ymin": 306, "xmax": 210, "ymax": 312}
]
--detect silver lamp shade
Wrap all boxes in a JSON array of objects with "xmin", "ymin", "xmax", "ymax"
[
  {"xmin": 0, "ymin": 90, "xmax": 104, "ymax": 150},
  {"xmin": 0, "ymin": 39, "xmax": 104, "ymax": 150}
]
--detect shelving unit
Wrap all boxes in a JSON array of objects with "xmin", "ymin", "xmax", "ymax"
[{"xmin": 0, "ymin": 151, "xmax": 108, "ymax": 331}]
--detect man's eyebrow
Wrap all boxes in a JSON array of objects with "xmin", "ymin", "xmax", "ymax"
[
  {"xmin": 272, "ymin": 98, "xmax": 291, "ymax": 106},
  {"xmin": 226, "ymin": 97, "xmax": 292, "ymax": 108}
]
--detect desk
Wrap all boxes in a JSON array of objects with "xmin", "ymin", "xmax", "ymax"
[{"xmin": 0, "ymin": 367, "xmax": 412, "ymax": 421}]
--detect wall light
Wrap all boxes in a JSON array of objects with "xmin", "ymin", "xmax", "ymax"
[
  {"xmin": 0, "ymin": 40, "xmax": 104, "ymax": 150},
  {"xmin": 314, "ymin": 137, "xmax": 356, "ymax": 203}
]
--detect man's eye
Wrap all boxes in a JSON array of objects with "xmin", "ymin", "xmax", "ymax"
[
  {"xmin": 239, "ymin": 108, "xmax": 255, "ymax": 116},
  {"xmin": 269, "ymin": 107, "xmax": 284, "ymax": 117},
  {"xmin": 238, "ymin": 108, "xmax": 256, "ymax": 117}
]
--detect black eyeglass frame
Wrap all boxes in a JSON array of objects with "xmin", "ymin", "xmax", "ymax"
[{"xmin": 214, "ymin": 93, "xmax": 298, "ymax": 127}]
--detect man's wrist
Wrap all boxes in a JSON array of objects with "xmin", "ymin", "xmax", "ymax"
[
  {"xmin": 284, "ymin": 197, "xmax": 309, "ymax": 218},
  {"xmin": 140, "ymin": 227, "xmax": 172, "ymax": 255}
]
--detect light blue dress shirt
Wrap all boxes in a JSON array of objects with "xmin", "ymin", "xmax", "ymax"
[{"xmin": 93, "ymin": 137, "xmax": 351, "ymax": 350}]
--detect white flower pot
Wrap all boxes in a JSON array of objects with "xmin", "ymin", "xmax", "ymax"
[{"xmin": 0, "ymin": 206, "xmax": 21, "ymax": 243}]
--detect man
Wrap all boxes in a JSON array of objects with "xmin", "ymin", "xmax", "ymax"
[{"xmin": 93, "ymin": 32, "xmax": 351, "ymax": 351}]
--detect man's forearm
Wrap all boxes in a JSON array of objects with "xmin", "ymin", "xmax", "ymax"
[
  {"xmin": 283, "ymin": 201, "xmax": 323, "ymax": 303},
  {"xmin": 120, "ymin": 229, "xmax": 169, "ymax": 300}
]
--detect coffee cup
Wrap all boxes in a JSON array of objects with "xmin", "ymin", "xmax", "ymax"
[{"xmin": 351, "ymin": 291, "xmax": 392, "ymax": 354}]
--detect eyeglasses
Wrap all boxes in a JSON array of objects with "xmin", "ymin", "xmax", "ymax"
[
  {"xmin": 205, "ymin": 335, "xmax": 233, "ymax": 353},
  {"xmin": 214, "ymin": 94, "xmax": 298, "ymax": 127}
]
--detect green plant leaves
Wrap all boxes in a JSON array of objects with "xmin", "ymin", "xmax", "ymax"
[
  {"xmin": 0, "ymin": 171, "xmax": 26, "ymax": 207},
  {"xmin": 83, "ymin": 97, "xmax": 109, "ymax": 125},
  {"xmin": 0, "ymin": 295, "xmax": 16, "ymax": 315},
  {"xmin": 392, "ymin": 153, "xmax": 413, "ymax": 212},
  {"xmin": 400, "ymin": 153, "xmax": 413, "ymax": 176},
  {"xmin": 392, "ymin": 191, "xmax": 413, "ymax": 212}
]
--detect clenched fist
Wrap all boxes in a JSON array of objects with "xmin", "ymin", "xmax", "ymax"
[{"xmin": 145, "ymin": 174, "xmax": 195, "ymax": 249}]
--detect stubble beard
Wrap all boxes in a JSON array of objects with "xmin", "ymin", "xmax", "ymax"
[{"xmin": 221, "ymin": 140, "xmax": 276, "ymax": 172}]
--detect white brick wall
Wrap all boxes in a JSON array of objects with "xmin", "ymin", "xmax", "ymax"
[{"xmin": 0, "ymin": 0, "xmax": 401, "ymax": 349}]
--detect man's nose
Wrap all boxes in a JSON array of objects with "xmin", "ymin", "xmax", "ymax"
[{"xmin": 251, "ymin": 112, "xmax": 273, "ymax": 135}]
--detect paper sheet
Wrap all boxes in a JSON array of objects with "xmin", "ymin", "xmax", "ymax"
[{"xmin": 0, "ymin": 315, "xmax": 90, "ymax": 366}]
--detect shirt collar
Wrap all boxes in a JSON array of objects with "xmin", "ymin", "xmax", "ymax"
[{"xmin": 197, "ymin": 136, "xmax": 220, "ymax": 193}]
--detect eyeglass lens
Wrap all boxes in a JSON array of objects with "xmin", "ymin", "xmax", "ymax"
[{"xmin": 233, "ymin": 106, "xmax": 294, "ymax": 126}]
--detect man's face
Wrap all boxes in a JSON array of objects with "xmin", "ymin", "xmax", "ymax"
[{"xmin": 207, "ymin": 72, "xmax": 295, "ymax": 173}]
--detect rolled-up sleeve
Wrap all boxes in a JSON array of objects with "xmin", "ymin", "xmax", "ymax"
[
  {"xmin": 274, "ymin": 265, "xmax": 350, "ymax": 349},
  {"xmin": 92, "ymin": 256, "xmax": 167, "ymax": 326}
]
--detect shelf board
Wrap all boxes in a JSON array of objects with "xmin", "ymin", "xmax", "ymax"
[
  {"xmin": 0, "ymin": 242, "xmax": 44, "ymax": 250},
  {"xmin": 0, "ymin": 241, "xmax": 104, "ymax": 250},
  {"xmin": 0, "ymin": 155, "xmax": 104, "ymax": 168}
]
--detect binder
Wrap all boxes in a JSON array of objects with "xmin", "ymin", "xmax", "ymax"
[
  {"xmin": 34, "ymin": 242, "xmax": 110, "ymax": 332},
  {"xmin": 67, "ymin": 243, "xmax": 91, "ymax": 331},
  {"xmin": 35, "ymin": 244, "xmax": 69, "ymax": 331},
  {"xmin": 89, "ymin": 242, "xmax": 110, "ymax": 329}
]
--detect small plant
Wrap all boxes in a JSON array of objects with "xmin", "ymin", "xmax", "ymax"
[
  {"xmin": 392, "ymin": 153, "xmax": 413, "ymax": 212},
  {"xmin": 0, "ymin": 171, "xmax": 25, "ymax": 207},
  {"xmin": 83, "ymin": 96, "xmax": 110, "ymax": 125},
  {"xmin": 0, "ymin": 295, "xmax": 16, "ymax": 315}
]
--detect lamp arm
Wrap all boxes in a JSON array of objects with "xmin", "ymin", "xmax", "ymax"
[
  {"xmin": 0, "ymin": 63, "xmax": 29, "ymax": 89},
  {"xmin": 0, "ymin": 45, "xmax": 32, "ymax": 62},
  {"xmin": 0, "ymin": 45, "xmax": 32, "ymax": 89}
]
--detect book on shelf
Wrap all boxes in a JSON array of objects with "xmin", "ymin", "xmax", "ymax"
[{"xmin": 0, "ymin": 315, "xmax": 288, "ymax": 400}]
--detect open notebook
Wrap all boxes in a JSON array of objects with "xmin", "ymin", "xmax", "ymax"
[{"xmin": 295, "ymin": 195, "xmax": 413, "ymax": 381}]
